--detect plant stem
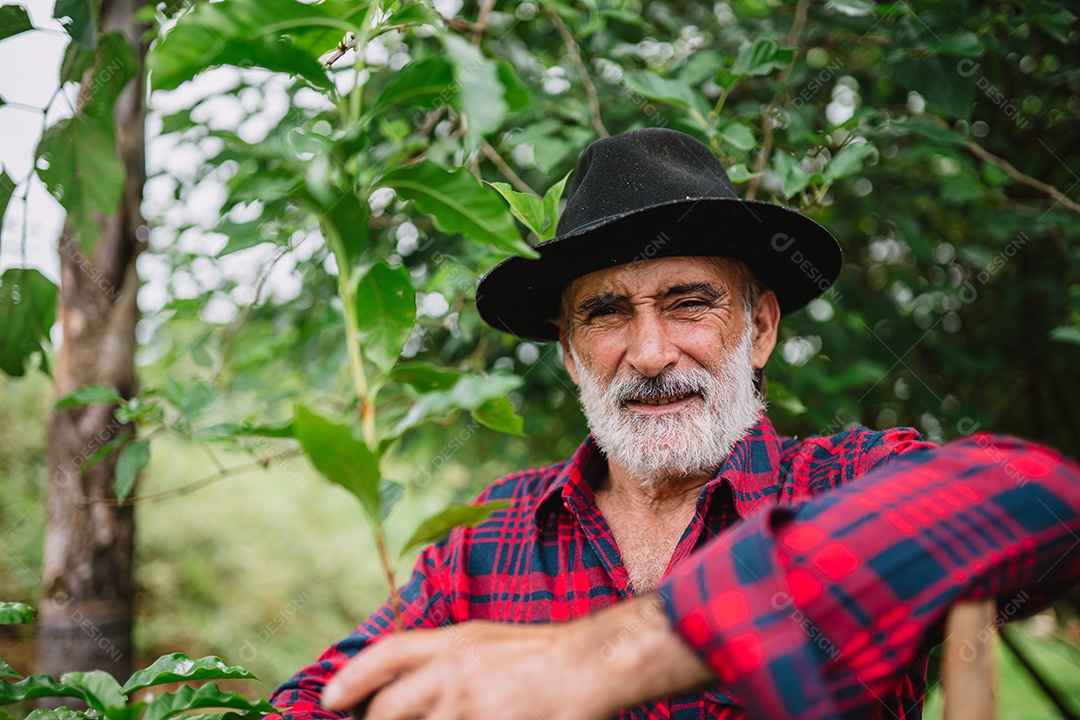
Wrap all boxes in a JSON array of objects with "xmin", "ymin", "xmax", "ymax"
[
  {"xmin": 711, "ymin": 84, "xmax": 733, "ymax": 120},
  {"xmin": 339, "ymin": 277, "xmax": 378, "ymax": 450},
  {"xmin": 375, "ymin": 525, "xmax": 404, "ymax": 632},
  {"xmin": 348, "ymin": 3, "xmax": 379, "ymax": 127}
]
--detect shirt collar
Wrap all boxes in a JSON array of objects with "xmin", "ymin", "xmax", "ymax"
[{"xmin": 533, "ymin": 412, "xmax": 785, "ymax": 525}]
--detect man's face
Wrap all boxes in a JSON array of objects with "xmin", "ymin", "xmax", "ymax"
[{"xmin": 560, "ymin": 256, "xmax": 779, "ymax": 484}]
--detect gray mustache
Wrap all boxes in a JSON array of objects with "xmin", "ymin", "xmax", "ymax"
[{"xmin": 612, "ymin": 372, "xmax": 707, "ymax": 404}]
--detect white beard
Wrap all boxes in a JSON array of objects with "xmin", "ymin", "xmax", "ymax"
[{"xmin": 570, "ymin": 326, "xmax": 764, "ymax": 487}]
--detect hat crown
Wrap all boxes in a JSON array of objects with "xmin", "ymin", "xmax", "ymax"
[{"xmin": 556, "ymin": 128, "xmax": 739, "ymax": 236}]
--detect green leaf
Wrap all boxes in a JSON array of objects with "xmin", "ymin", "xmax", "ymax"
[
  {"xmin": 825, "ymin": 0, "xmax": 876, "ymax": 16},
  {"xmin": 891, "ymin": 58, "xmax": 974, "ymax": 120},
  {"xmin": 0, "ymin": 170, "xmax": 14, "ymax": 230},
  {"xmin": 442, "ymin": 34, "xmax": 507, "ymax": 151},
  {"xmin": 114, "ymin": 438, "xmax": 149, "ymax": 502},
  {"xmin": 59, "ymin": 671, "xmax": 126, "ymax": 717},
  {"xmin": 385, "ymin": 1, "xmax": 437, "ymax": 27},
  {"xmin": 895, "ymin": 117, "xmax": 966, "ymax": 146},
  {"xmin": 774, "ymin": 152, "xmax": 809, "ymax": 199},
  {"xmin": 726, "ymin": 163, "xmax": 761, "ymax": 183},
  {"xmin": 242, "ymin": 421, "xmax": 295, "ymax": 438},
  {"xmin": 399, "ymin": 501, "xmax": 513, "ymax": 557},
  {"xmin": 55, "ymin": 384, "xmax": 123, "ymax": 408},
  {"xmin": 115, "ymin": 397, "xmax": 161, "ymax": 425},
  {"xmin": 178, "ymin": 383, "xmax": 218, "ymax": 425},
  {"xmin": 1032, "ymin": 3, "xmax": 1076, "ymax": 43},
  {"xmin": 679, "ymin": 49, "xmax": 725, "ymax": 85},
  {"xmin": 147, "ymin": 0, "xmax": 333, "ymax": 92},
  {"xmin": 934, "ymin": 31, "xmax": 985, "ymax": 58},
  {"xmin": 0, "ymin": 675, "xmax": 85, "ymax": 705},
  {"xmin": 0, "ymin": 601, "xmax": 36, "ymax": 625},
  {"xmin": 25, "ymin": 710, "xmax": 95, "ymax": 720},
  {"xmin": 76, "ymin": 435, "xmax": 128, "ymax": 477},
  {"xmin": 294, "ymin": 405, "xmax": 382, "ymax": 524},
  {"xmin": 621, "ymin": 69, "xmax": 697, "ymax": 109},
  {"xmin": 379, "ymin": 478, "xmax": 404, "ymax": 520},
  {"xmin": 123, "ymin": 654, "xmax": 257, "ymax": 694},
  {"xmin": 366, "ymin": 57, "xmax": 453, "ymax": 118},
  {"xmin": 54, "ymin": 0, "xmax": 97, "ymax": 49},
  {"xmin": 303, "ymin": 185, "xmax": 367, "ymax": 283},
  {"xmin": 0, "ymin": 5, "xmax": 33, "ymax": 43},
  {"xmin": 1050, "ymin": 326, "xmax": 1080, "ymax": 346},
  {"xmin": 37, "ymin": 115, "xmax": 125, "ymax": 251},
  {"xmin": 486, "ymin": 182, "xmax": 545, "ymax": 238},
  {"xmin": 159, "ymin": 712, "xmax": 266, "ymax": 720},
  {"xmin": 142, "ymin": 683, "xmax": 275, "ymax": 720},
  {"xmin": 768, "ymin": 381, "xmax": 808, "ymax": 415},
  {"xmin": 823, "ymin": 142, "xmax": 872, "ymax": 183},
  {"xmin": 390, "ymin": 363, "xmax": 465, "ymax": 391},
  {"xmin": 720, "ymin": 123, "xmax": 756, "ymax": 152},
  {"xmin": 394, "ymin": 373, "xmax": 524, "ymax": 436},
  {"xmin": 540, "ymin": 170, "xmax": 572, "ymax": 241},
  {"xmin": 471, "ymin": 396, "xmax": 525, "ymax": 436},
  {"xmin": 731, "ymin": 39, "xmax": 794, "ymax": 77},
  {"xmin": 58, "ymin": 37, "xmax": 96, "ymax": 86},
  {"xmin": 496, "ymin": 59, "xmax": 533, "ymax": 113},
  {"xmin": 193, "ymin": 420, "xmax": 294, "ymax": 441},
  {"xmin": 0, "ymin": 657, "xmax": 21, "ymax": 680},
  {"xmin": 0, "ymin": 268, "xmax": 57, "ymax": 377},
  {"xmin": 355, "ymin": 262, "xmax": 416, "ymax": 373},
  {"xmin": 382, "ymin": 163, "xmax": 536, "ymax": 258},
  {"xmin": 80, "ymin": 32, "xmax": 138, "ymax": 135}
]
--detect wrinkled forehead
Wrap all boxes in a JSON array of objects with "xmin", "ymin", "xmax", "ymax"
[{"xmin": 562, "ymin": 256, "xmax": 743, "ymax": 307}]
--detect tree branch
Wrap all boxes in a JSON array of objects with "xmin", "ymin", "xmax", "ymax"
[
  {"xmin": 746, "ymin": 0, "xmax": 810, "ymax": 200},
  {"xmin": 964, "ymin": 138, "xmax": 1080, "ymax": 214},
  {"xmin": 481, "ymin": 140, "xmax": 539, "ymax": 196},
  {"xmin": 212, "ymin": 243, "xmax": 292, "ymax": 383},
  {"xmin": 471, "ymin": 0, "xmax": 497, "ymax": 45},
  {"xmin": 546, "ymin": 8, "xmax": 609, "ymax": 138},
  {"xmin": 80, "ymin": 448, "xmax": 304, "ymax": 506}
]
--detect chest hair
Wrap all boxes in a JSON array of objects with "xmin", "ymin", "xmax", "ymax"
[{"xmin": 598, "ymin": 500, "xmax": 697, "ymax": 594}]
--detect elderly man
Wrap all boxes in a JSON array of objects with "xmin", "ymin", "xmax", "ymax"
[{"xmin": 271, "ymin": 129, "xmax": 1080, "ymax": 720}]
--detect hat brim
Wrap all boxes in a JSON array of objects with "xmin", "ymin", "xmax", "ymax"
[{"xmin": 475, "ymin": 197, "xmax": 842, "ymax": 341}]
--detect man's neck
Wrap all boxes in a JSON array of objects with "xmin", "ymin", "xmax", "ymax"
[{"xmin": 597, "ymin": 460, "xmax": 713, "ymax": 513}]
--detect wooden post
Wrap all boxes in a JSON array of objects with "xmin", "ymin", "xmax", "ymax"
[{"xmin": 942, "ymin": 600, "xmax": 997, "ymax": 720}]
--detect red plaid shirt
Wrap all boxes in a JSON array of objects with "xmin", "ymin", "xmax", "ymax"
[{"xmin": 271, "ymin": 416, "xmax": 1080, "ymax": 719}]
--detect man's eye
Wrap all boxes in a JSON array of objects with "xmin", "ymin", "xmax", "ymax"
[{"xmin": 675, "ymin": 299, "xmax": 708, "ymax": 310}]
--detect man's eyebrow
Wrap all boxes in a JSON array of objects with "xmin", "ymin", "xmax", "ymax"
[{"xmin": 664, "ymin": 283, "xmax": 724, "ymax": 301}]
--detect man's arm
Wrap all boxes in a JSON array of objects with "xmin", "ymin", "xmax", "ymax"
[
  {"xmin": 320, "ymin": 434, "xmax": 1080, "ymax": 720},
  {"xmin": 320, "ymin": 591, "xmax": 713, "ymax": 720},
  {"xmin": 270, "ymin": 543, "xmax": 453, "ymax": 720},
  {"xmin": 660, "ymin": 433, "xmax": 1080, "ymax": 719}
]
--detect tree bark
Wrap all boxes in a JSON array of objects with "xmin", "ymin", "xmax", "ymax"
[{"xmin": 38, "ymin": 0, "xmax": 146, "ymax": 683}]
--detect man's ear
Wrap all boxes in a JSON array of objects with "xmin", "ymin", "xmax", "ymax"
[
  {"xmin": 749, "ymin": 291, "xmax": 781, "ymax": 370},
  {"xmin": 559, "ymin": 327, "xmax": 580, "ymax": 386}
]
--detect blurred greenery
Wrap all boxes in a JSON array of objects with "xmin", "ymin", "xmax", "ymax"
[
  {"xmin": 3, "ymin": 0, "xmax": 1080, "ymax": 713},
  {"xmin": 3, "ymin": 377, "xmax": 1080, "ymax": 709}
]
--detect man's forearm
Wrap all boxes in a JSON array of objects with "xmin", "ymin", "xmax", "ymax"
[
  {"xmin": 570, "ymin": 592, "xmax": 717, "ymax": 715},
  {"xmin": 319, "ymin": 592, "xmax": 717, "ymax": 720},
  {"xmin": 659, "ymin": 433, "xmax": 1080, "ymax": 720}
]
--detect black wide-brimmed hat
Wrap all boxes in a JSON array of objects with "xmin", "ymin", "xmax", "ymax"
[{"xmin": 475, "ymin": 128, "xmax": 842, "ymax": 341}]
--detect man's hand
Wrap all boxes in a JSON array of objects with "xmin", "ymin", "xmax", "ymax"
[{"xmin": 320, "ymin": 592, "xmax": 716, "ymax": 720}]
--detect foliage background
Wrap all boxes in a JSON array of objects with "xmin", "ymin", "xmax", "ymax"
[{"xmin": 3, "ymin": 0, "xmax": 1080, "ymax": 715}]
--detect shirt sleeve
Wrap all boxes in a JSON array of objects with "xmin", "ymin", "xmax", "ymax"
[
  {"xmin": 269, "ymin": 541, "xmax": 454, "ymax": 720},
  {"xmin": 658, "ymin": 434, "xmax": 1080, "ymax": 720}
]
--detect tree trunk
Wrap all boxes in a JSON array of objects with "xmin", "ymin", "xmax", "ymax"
[{"xmin": 38, "ymin": 0, "xmax": 146, "ymax": 683}]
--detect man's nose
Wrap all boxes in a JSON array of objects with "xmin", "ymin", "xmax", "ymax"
[{"xmin": 624, "ymin": 312, "xmax": 679, "ymax": 377}]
